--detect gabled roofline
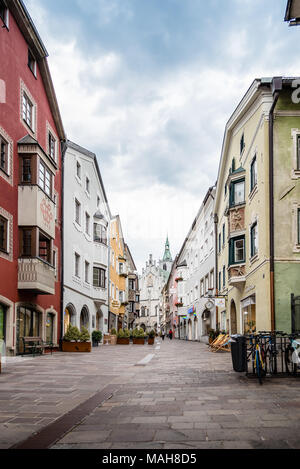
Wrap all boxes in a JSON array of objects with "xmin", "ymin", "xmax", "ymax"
[
  {"xmin": 125, "ymin": 243, "xmax": 137, "ymax": 272},
  {"xmin": 176, "ymin": 186, "xmax": 216, "ymax": 265},
  {"xmin": 7, "ymin": 0, "xmax": 66, "ymax": 141},
  {"xmin": 67, "ymin": 140, "xmax": 112, "ymax": 219}
]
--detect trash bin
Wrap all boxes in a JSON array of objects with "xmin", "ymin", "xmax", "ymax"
[{"xmin": 230, "ymin": 335, "xmax": 247, "ymax": 372}]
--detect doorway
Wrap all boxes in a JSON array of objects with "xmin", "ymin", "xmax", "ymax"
[{"xmin": 230, "ymin": 300, "xmax": 237, "ymax": 335}]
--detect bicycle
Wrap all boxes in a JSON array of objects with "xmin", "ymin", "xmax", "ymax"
[{"xmin": 247, "ymin": 333, "xmax": 266, "ymax": 384}]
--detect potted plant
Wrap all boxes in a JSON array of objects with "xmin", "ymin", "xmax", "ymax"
[
  {"xmin": 148, "ymin": 330, "xmax": 155, "ymax": 345},
  {"xmin": 110, "ymin": 328, "xmax": 117, "ymax": 345},
  {"xmin": 117, "ymin": 328, "xmax": 130, "ymax": 345},
  {"xmin": 62, "ymin": 325, "xmax": 92, "ymax": 352},
  {"xmin": 92, "ymin": 330, "xmax": 102, "ymax": 347},
  {"xmin": 132, "ymin": 328, "xmax": 145, "ymax": 345},
  {"xmin": 208, "ymin": 329, "xmax": 216, "ymax": 344}
]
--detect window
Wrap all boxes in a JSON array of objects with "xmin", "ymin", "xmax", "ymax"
[
  {"xmin": 0, "ymin": 135, "xmax": 8, "ymax": 174},
  {"xmin": 97, "ymin": 196, "xmax": 100, "ymax": 207},
  {"xmin": 48, "ymin": 132, "xmax": 56, "ymax": 161},
  {"xmin": 205, "ymin": 275, "xmax": 209, "ymax": 293},
  {"xmin": 218, "ymin": 233, "xmax": 221, "ymax": 253},
  {"xmin": 0, "ymin": 216, "xmax": 8, "ymax": 253},
  {"xmin": 39, "ymin": 232, "xmax": 51, "ymax": 264},
  {"xmin": 219, "ymin": 272, "xmax": 222, "ymax": 291},
  {"xmin": 75, "ymin": 253, "xmax": 80, "ymax": 277},
  {"xmin": 298, "ymin": 209, "xmax": 300, "ymax": 245},
  {"xmin": 230, "ymin": 179, "xmax": 245, "ymax": 207},
  {"xmin": 20, "ymin": 229, "xmax": 32, "ymax": 257},
  {"xmin": 223, "ymin": 266, "xmax": 226, "ymax": 288},
  {"xmin": 240, "ymin": 133, "xmax": 245, "ymax": 155},
  {"xmin": 119, "ymin": 263, "xmax": 124, "ymax": 274},
  {"xmin": 200, "ymin": 279, "xmax": 204, "ymax": 296},
  {"xmin": 22, "ymin": 157, "xmax": 32, "ymax": 183},
  {"xmin": 94, "ymin": 223, "xmax": 107, "ymax": 244},
  {"xmin": 28, "ymin": 49, "xmax": 36, "ymax": 76},
  {"xmin": 53, "ymin": 250, "xmax": 57, "ymax": 277},
  {"xmin": 85, "ymin": 212, "xmax": 90, "ymax": 235},
  {"xmin": 76, "ymin": 161, "xmax": 81, "ymax": 179},
  {"xmin": 222, "ymin": 224, "xmax": 225, "ymax": 246},
  {"xmin": 22, "ymin": 92, "xmax": 33, "ymax": 129},
  {"xmin": 250, "ymin": 156, "xmax": 257, "ymax": 192},
  {"xmin": 129, "ymin": 302, "xmax": 134, "ymax": 313},
  {"xmin": 93, "ymin": 267, "xmax": 106, "ymax": 288},
  {"xmin": 85, "ymin": 261, "xmax": 90, "ymax": 283},
  {"xmin": 251, "ymin": 223, "xmax": 258, "ymax": 257},
  {"xmin": 229, "ymin": 236, "xmax": 245, "ymax": 265},
  {"xmin": 39, "ymin": 160, "xmax": 52, "ymax": 197},
  {"xmin": 129, "ymin": 279, "xmax": 135, "ymax": 290},
  {"xmin": 210, "ymin": 270, "xmax": 214, "ymax": 289},
  {"xmin": 297, "ymin": 136, "xmax": 300, "ymax": 171},
  {"xmin": 86, "ymin": 177, "xmax": 90, "ymax": 194},
  {"xmin": 0, "ymin": 1, "xmax": 8, "ymax": 27},
  {"xmin": 75, "ymin": 199, "xmax": 81, "ymax": 225}
]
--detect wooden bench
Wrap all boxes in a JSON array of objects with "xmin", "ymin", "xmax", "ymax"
[{"xmin": 22, "ymin": 337, "xmax": 54, "ymax": 356}]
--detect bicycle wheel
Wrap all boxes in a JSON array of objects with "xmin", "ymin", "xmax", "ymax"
[
  {"xmin": 255, "ymin": 351, "xmax": 264, "ymax": 385},
  {"xmin": 285, "ymin": 346, "xmax": 297, "ymax": 375}
]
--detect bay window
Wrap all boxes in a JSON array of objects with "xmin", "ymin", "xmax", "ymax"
[{"xmin": 229, "ymin": 236, "xmax": 245, "ymax": 265}]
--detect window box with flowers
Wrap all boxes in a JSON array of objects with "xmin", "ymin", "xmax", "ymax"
[
  {"xmin": 175, "ymin": 302, "xmax": 183, "ymax": 307},
  {"xmin": 175, "ymin": 277, "xmax": 183, "ymax": 283}
]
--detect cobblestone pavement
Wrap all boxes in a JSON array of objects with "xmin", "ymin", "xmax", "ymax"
[{"xmin": 1, "ymin": 340, "xmax": 300, "ymax": 449}]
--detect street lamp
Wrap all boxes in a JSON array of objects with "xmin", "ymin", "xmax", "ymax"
[{"xmin": 285, "ymin": 0, "xmax": 300, "ymax": 26}]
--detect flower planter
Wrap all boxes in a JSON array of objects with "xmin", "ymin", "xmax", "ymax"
[
  {"xmin": 110, "ymin": 335, "xmax": 117, "ymax": 345},
  {"xmin": 62, "ymin": 341, "xmax": 92, "ymax": 353},
  {"xmin": 133, "ymin": 338, "xmax": 145, "ymax": 345},
  {"xmin": 148, "ymin": 338, "xmax": 155, "ymax": 345},
  {"xmin": 117, "ymin": 338, "xmax": 130, "ymax": 345}
]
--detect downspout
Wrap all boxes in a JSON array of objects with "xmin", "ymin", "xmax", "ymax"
[
  {"xmin": 214, "ymin": 213, "xmax": 219, "ymax": 329},
  {"xmin": 60, "ymin": 139, "xmax": 67, "ymax": 348},
  {"xmin": 269, "ymin": 78, "xmax": 282, "ymax": 332}
]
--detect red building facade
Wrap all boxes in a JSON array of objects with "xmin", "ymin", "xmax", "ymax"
[{"xmin": 0, "ymin": 0, "xmax": 65, "ymax": 355}]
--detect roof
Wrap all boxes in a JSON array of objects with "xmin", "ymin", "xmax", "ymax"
[
  {"xmin": 285, "ymin": 0, "xmax": 300, "ymax": 23},
  {"xmin": 67, "ymin": 140, "xmax": 111, "ymax": 214},
  {"xmin": 7, "ymin": 0, "xmax": 66, "ymax": 140}
]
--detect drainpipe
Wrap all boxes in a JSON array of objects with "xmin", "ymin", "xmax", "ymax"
[
  {"xmin": 60, "ymin": 139, "xmax": 67, "ymax": 348},
  {"xmin": 269, "ymin": 77, "xmax": 282, "ymax": 332},
  {"xmin": 214, "ymin": 213, "xmax": 219, "ymax": 329}
]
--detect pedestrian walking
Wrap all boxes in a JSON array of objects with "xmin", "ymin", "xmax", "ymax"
[
  {"xmin": 161, "ymin": 332, "xmax": 165, "ymax": 341},
  {"xmin": 169, "ymin": 329, "xmax": 173, "ymax": 340}
]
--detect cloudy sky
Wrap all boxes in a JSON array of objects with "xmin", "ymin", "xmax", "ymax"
[{"xmin": 26, "ymin": 0, "xmax": 298, "ymax": 272}]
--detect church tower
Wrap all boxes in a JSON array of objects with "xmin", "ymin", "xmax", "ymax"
[{"xmin": 160, "ymin": 236, "xmax": 173, "ymax": 281}]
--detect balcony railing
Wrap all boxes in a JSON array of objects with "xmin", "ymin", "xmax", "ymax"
[{"xmin": 18, "ymin": 257, "xmax": 55, "ymax": 295}]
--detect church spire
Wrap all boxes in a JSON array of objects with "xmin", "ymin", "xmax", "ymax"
[{"xmin": 163, "ymin": 236, "xmax": 172, "ymax": 262}]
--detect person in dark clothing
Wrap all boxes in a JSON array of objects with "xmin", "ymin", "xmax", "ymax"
[
  {"xmin": 161, "ymin": 332, "xmax": 165, "ymax": 341},
  {"xmin": 169, "ymin": 329, "xmax": 173, "ymax": 340}
]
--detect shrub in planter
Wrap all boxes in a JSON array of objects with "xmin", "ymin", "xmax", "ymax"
[
  {"xmin": 62, "ymin": 325, "xmax": 92, "ymax": 352},
  {"xmin": 132, "ymin": 328, "xmax": 145, "ymax": 345},
  {"xmin": 117, "ymin": 328, "xmax": 130, "ymax": 344},
  {"xmin": 148, "ymin": 329, "xmax": 156, "ymax": 345},
  {"xmin": 110, "ymin": 328, "xmax": 117, "ymax": 345},
  {"xmin": 92, "ymin": 330, "xmax": 102, "ymax": 347}
]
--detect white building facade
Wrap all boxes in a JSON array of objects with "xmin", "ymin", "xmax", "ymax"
[
  {"xmin": 63, "ymin": 141, "xmax": 111, "ymax": 336},
  {"xmin": 137, "ymin": 239, "xmax": 173, "ymax": 332},
  {"xmin": 176, "ymin": 187, "xmax": 216, "ymax": 342}
]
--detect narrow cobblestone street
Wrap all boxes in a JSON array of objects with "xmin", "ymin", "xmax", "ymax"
[{"xmin": 1, "ymin": 340, "xmax": 300, "ymax": 450}]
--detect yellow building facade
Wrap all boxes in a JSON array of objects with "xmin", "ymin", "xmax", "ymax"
[
  {"xmin": 109, "ymin": 216, "xmax": 128, "ymax": 331},
  {"xmin": 215, "ymin": 77, "xmax": 300, "ymax": 335}
]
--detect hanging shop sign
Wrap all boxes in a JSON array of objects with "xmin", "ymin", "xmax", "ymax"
[{"xmin": 214, "ymin": 298, "xmax": 226, "ymax": 309}]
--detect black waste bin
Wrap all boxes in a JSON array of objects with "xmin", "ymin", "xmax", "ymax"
[{"xmin": 230, "ymin": 335, "xmax": 247, "ymax": 372}]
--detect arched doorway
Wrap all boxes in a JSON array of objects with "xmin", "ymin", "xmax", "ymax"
[
  {"xmin": 188, "ymin": 319, "xmax": 192, "ymax": 341},
  {"xmin": 194, "ymin": 317, "xmax": 198, "ymax": 341},
  {"xmin": 230, "ymin": 300, "xmax": 237, "ymax": 335},
  {"xmin": 80, "ymin": 306, "xmax": 89, "ymax": 331},
  {"xmin": 96, "ymin": 310, "xmax": 103, "ymax": 331},
  {"xmin": 64, "ymin": 304, "xmax": 76, "ymax": 334},
  {"xmin": 202, "ymin": 310, "xmax": 211, "ymax": 336}
]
